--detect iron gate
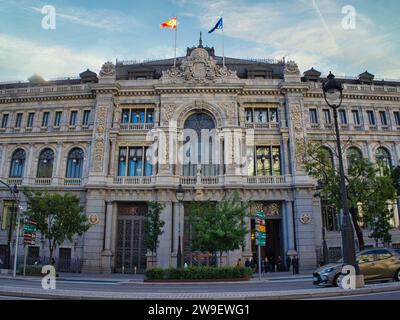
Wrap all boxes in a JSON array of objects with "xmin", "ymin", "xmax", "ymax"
[{"xmin": 115, "ymin": 204, "xmax": 147, "ymax": 273}]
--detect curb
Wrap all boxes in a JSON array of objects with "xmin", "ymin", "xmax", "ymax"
[{"xmin": 0, "ymin": 283, "xmax": 399, "ymax": 300}]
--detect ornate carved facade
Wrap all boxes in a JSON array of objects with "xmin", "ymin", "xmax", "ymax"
[{"xmin": 0, "ymin": 40, "xmax": 400, "ymax": 273}]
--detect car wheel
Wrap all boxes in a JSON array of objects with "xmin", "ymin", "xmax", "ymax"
[
  {"xmin": 333, "ymin": 274, "xmax": 341, "ymax": 287},
  {"xmin": 395, "ymin": 269, "xmax": 400, "ymax": 282}
]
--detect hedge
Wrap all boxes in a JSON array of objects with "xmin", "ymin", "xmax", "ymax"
[
  {"xmin": 145, "ymin": 266, "xmax": 253, "ymax": 281},
  {"xmin": 17, "ymin": 265, "xmax": 44, "ymax": 276}
]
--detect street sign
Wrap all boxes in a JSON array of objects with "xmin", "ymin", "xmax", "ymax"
[
  {"xmin": 255, "ymin": 211, "xmax": 266, "ymax": 248},
  {"xmin": 23, "ymin": 218, "xmax": 37, "ymax": 246}
]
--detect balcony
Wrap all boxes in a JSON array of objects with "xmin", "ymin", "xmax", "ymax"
[
  {"xmin": 113, "ymin": 176, "xmax": 153, "ymax": 185},
  {"xmin": 7, "ymin": 178, "xmax": 22, "ymax": 186},
  {"xmin": 246, "ymin": 175, "xmax": 287, "ymax": 184},
  {"xmin": 34, "ymin": 178, "xmax": 52, "ymax": 186},
  {"xmin": 63, "ymin": 178, "xmax": 82, "ymax": 186},
  {"xmin": 120, "ymin": 123, "xmax": 154, "ymax": 131},
  {"xmin": 245, "ymin": 122, "xmax": 280, "ymax": 130}
]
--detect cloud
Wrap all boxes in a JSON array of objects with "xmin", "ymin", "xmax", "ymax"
[
  {"xmin": 189, "ymin": 0, "xmax": 400, "ymax": 79},
  {"xmin": 30, "ymin": 5, "xmax": 142, "ymax": 32},
  {"xmin": 0, "ymin": 33, "xmax": 106, "ymax": 81}
]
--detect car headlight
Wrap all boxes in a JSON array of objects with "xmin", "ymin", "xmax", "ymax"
[{"xmin": 320, "ymin": 268, "xmax": 334, "ymax": 274}]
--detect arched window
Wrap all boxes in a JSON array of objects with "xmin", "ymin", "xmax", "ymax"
[
  {"xmin": 183, "ymin": 113, "xmax": 216, "ymax": 176},
  {"xmin": 66, "ymin": 148, "xmax": 84, "ymax": 178},
  {"xmin": 319, "ymin": 147, "xmax": 334, "ymax": 170},
  {"xmin": 37, "ymin": 149, "xmax": 55, "ymax": 178},
  {"xmin": 375, "ymin": 147, "xmax": 392, "ymax": 176},
  {"xmin": 346, "ymin": 147, "xmax": 363, "ymax": 169},
  {"xmin": 10, "ymin": 149, "xmax": 26, "ymax": 178}
]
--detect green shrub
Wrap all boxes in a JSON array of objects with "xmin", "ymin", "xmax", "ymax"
[
  {"xmin": 145, "ymin": 266, "xmax": 253, "ymax": 281},
  {"xmin": 17, "ymin": 265, "xmax": 44, "ymax": 276}
]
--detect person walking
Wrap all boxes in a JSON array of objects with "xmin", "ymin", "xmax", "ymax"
[
  {"xmin": 245, "ymin": 258, "xmax": 251, "ymax": 268},
  {"xmin": 236, "ymin": 258, "xmax": 242, "ymax": 267},
  {"xmin": 292, "ymin": 255, "xmax": 299, "ymax": 275},
  {"xmin": 264, "ymin": 257, "xmax": 269, "ymax": 273},
  {"xmin": 276, "ymin": 256, "xmax": 282, "ymax": 272}
]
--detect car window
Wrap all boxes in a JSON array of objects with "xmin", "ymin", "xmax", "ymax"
[
  {"xmin": 374, "ymin": 249, "xmax": 392, "ymax": 261},
  {"xmin": 357, "ymin": 251, "xmax": 375, "ymax": 263}
]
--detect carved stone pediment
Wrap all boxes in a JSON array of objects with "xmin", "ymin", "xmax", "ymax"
[
  {"xmin": 100, "ymin": 61, "xmax": 116, "ymax": 77},
  {"xmin": 161, "ymin": 48, "xmax": 239, "ymax": 84},
  {"xmin": 284, "ymin": 61, "xmax": 300, "ymax": 76}
]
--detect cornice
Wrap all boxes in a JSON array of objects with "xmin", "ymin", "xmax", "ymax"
[
  {"xmin": 305, "ymin": 92, "xmax": 400, "ymax": 101},
  {"xmin": 0, "ymin": 93, "xmax": 95, "ymax": 104}
]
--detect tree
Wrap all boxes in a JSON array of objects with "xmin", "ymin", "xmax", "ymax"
[
  {"xmin": 187, "ymin": 191, "xmax": 250, "ymax": 266},
  {"xmin": 303, "ymin": 143, "xmax": 396, "ymax": 250},
  {"xmin": 144, "ymin": 202, "xmax": 165, "ymax": 264},
  {"xmin": 24, "ymin": 191, "xmax": 90, "ymax": 260}
]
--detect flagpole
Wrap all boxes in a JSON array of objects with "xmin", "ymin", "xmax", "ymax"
[
  {"xmin": 222, "ymin": 20, "xmax": 225, "ymax": 68},
  {"xmin": 174, "ymin": 17, "xmax": 178, "ymax": 68}
]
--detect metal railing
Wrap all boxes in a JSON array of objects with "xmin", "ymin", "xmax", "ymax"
[{"xmin": 14, "ymin": 256, "xmax": 83, "ymax": 273}]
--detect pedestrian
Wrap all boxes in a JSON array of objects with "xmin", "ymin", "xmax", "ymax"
[
  {"xmin": 286, "ymin": 255, "xmax": 291, "ymax": 272},
  {"xmin": 269, "ymin": 256, "xmax": 274, "ymax": 272},
  {"xmin": 276, "ymin": 256, "xmax": 282, "ymax": 272},
  {"xmin": 184, "ymin": 262, "xmax": 189, "ymax": 269},
  {"xmin": 292, "ymin": 255, "xmax": 299, "ymax": 275},
  {"xmin": 236, "ymin": 258, "xmax": 242, "ymax": 267},
  {"xmin": 250, "ymin": 257, "xmax": 256, "ymax": 272},
  {"xmin": 264, "ymin": 257, "xmax": 269, "ymax": 273},
  {"xmin": 245, "ymin": 258, "xmax": 251, "ymax": 268}
]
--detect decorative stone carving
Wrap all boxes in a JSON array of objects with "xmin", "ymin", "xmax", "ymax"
[
  {"xmin": 163, "ymin": 104, "xmax": 176, "ymax": 121},
  {"xmin": 291, "ymin": 103, "xmax": 306, "ymax": 169},
  {"xmin": 93, "ymin": 106, "xmax": 108, "ymax": 172},
  {"xmin": 100, "ymin": 61, "xmax": 116, "ymax": 77},
  {"xmin": 300, "ymin": 213, "xmax": 312, "ymax": 225},
  {"xmin": 284, "ymin": 61, "xmax": 300, "ymax": 75},
  {"xmin": 161, "ymin": 48, "xmax": 239, "ymax": 84}
]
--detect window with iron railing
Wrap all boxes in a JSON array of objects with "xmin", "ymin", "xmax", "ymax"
[
  {"xmin": 245, "ymin": 107, "xmax": 279, "ymax": 124},
  {"xmin": 121, "ymin": 108, "xmax": 154, "ymax": 124},
  {"xmin": 118, "ymin": 147, "xmax": 153, "ymax": 177}
]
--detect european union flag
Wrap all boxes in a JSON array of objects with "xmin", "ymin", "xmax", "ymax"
[{"xmin": 208, "ymin": 17, "xmax": 223, "ymax": 33}]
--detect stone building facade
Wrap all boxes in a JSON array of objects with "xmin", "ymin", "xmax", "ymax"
[{"xmin": 0, "ymin": 41, "xmax": 400, "ymax": 273}]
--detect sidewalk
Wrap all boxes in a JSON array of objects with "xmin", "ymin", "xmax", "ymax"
[{"xmin": 0, "ymin": 271, "xmax": 313, "ymax": 283}]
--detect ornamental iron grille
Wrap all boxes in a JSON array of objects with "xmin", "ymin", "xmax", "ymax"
[{"xmin": 115, "ymin": 203, "xmax": 147, "ymax": 273}]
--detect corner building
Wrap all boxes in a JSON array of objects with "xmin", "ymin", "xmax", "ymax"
[{"xmin": 1, "ymin": 40, "xmax": 400, "ymax": 273}]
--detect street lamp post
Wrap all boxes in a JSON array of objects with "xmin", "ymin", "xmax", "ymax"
[
  {"xmin": 0, "ymin": 180, "xmax": 19, "ymax": 271},
  {"xmin": 323, "ymin": 72, "xmax": 363, "ymax": 287},
  {"xmin": 175, "ymin": 184, "xmax": 185, "ymax": 269}
]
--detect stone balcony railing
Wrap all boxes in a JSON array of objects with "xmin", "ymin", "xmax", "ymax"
[
  {"xmin": 119, "ymin": 123, "xmax": 154, "ymax": 131},
  {"xmin": 245, "ymin": 122, "xmax": 281, "ymax": 130},
  {"xmin": 3, "ymin": 177, "xmax": 83, "ymax": 187},
  {"xmin": 0, "ymin": 84, "xmax": 90, "ymax": 97},
  {"xmin": 110, "ymin": 175, "xmax": 291, "ymax": 187},
  {"xmin": 310, "ymin": 82, "xmax": 400, "ymax": 93}
]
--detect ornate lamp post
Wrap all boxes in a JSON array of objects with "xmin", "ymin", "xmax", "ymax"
[
  {"xmin": 175, "ymin": 184, "xmax": 185, "ymax": 268},
  {"xmin": 0, "ymin": 180, "xmax": 19, "ymax": 270},
  {"xmin": 323, "ymin": 72, "xmax": 363, "ymax": 287}
]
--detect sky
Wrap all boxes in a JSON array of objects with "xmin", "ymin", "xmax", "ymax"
[{"xmin": 0, "ymin": 0, "xmax": 399, "ymax": 82}]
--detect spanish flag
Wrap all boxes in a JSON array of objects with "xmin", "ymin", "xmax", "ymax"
[{"xmin": 160, "ymin": 18, "xmax": 177, "ymax": 29}]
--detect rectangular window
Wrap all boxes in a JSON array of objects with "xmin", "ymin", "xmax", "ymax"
[
  {"xmin": 118, "ymin": 147, "xmax": 152, "ymax": 177},
  {"xmin": 1, "ymin": 114, "xmax": 9, "ymax": 128},
  {"xmin": 309, "ymin": 109, "xmax": 318, "ymax": 124},
  {"xmin": 245, "ymin": 109, "xmax": 253, "ymax": 123},
  {"xmin": 131, "ymin": 110, "xmax": 146, "ymax": 124},
  {"xmin": 252, "ymin": 146, "xmax": 281, "ymax": 176},
  {"xmin": 254, "ymin": 109, "xmax": 268, "ymax": 123},
  {"xmin": 352, "ymin": 110, "xmax": 361, "ymax": 125},
  {"xmin": 121, "ymin": 109, "xmax": 130, "ymax": 123},
  {"xmin": 146, "ymin": 109, "xmax": 154, "ymax": 124},
  {"xmin": 27, "ymin": 112, "xmax": 35, "ymax": 128},
  {"xmin": 394, "ymin": 112, "xmax": 400, "ymax": 126},
  {"xmin": 54, "ymin": 112, "xmax": 62, "ymax": 126},
  {"xmin": 380, "ymin": 111, "xmax": 388, "ymax": 126},
  {"xmin": 323, "ymin": 109, "xmax": 331, "ymax": 124},
  {"xmin": 15, "ymin": 113, "xmax": 23, "ymax": 128},
  {"xmin": 42, "ymin": 112, "xmax": 49, "ymax": 127},
  {"xmin": 269, "ymin": 108, "xmax": 278, "ymax": 122},
  {"xmin": 367, "ymin": 111, "xmax": 376, "ymax": 125},
  {"xmin": 69, "ymin": 111, "xmax": 78, "ymax": 126},
  {"xmin": 82, "ymin": 110, "xmax": 91, "ymax": 126},
  {"xmin": 339, "ymin": 110, "xmax": 347, "ymax": 124}
]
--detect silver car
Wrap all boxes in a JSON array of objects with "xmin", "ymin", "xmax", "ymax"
[{"xmin": 313, "ymin": 248, "xmax": 400, "ymax": 287}]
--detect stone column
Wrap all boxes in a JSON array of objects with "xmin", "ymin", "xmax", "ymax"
[
  {"xmin": 54, "ymin": 142, "xmax": 63, "ymax": 185},
  {"xmin": 101, "ymin": 201, "xmax": 114, "ymax": 274},
  {"xmin": 282, "ymin": 201, "xmax": 295, "ymax": 255},
  {"xmin": 156, "ymin": 201, "xmax": 172, "ymax": 268},
  {"xmin": 25, "ymin": 144, "xmax": 35, "ymax": 185}
]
